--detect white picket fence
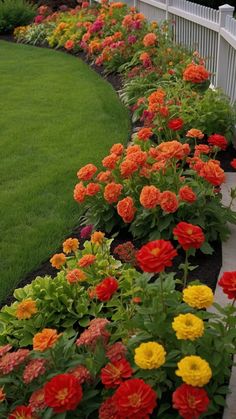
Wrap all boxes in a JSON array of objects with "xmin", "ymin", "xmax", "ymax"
[{"xmin": 95, "ymin": 0, "xmax": 236, "ymax": 103}]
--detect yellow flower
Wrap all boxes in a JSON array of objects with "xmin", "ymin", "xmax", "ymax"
[
  {"xmin": 183, "ymin": 285, "xmax": 213, "ymax": 309},
  {"xmin": 172, "ymin": 313, "xmax": 204, "ymax": 340},
  {"xmin": 134, "ymin": 342, "xmax": 166, "ymax": 369},
  {"xmin": 16, "ymin": 299, "xmax": 37, "ymax": 320},
  {"xmin": 176, "ymin": 355, "xmax": 212, "ymax": 387},
  {"xmin": 91, "ymin": 231, "xmax": 105, "ymax": 245},
  {"xmin": 63, "ymin": 238, "xmax": 79, "ymax": 254}
]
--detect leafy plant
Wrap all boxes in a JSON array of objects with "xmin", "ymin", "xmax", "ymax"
[{"xmin": 0, "ymin": 0, "xmax": 36, "ymax": 34}]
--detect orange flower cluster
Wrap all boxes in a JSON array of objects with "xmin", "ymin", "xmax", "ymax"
[{"xmin": 183, "ymin": 63, "xmax": 210, "ymax": 83}]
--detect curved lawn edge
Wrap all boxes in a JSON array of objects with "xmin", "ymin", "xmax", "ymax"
[{"xmin": 0, "ymin": 40, "xmax": 130, "ymax": 302}]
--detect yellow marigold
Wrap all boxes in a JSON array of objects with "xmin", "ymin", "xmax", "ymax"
[
  {"xmin": 91, "ymin": 231, "xmax": 105, "ymax": 245},
  {"xmin": 176, "ymin": 355, "xmax": 212, "ymax": 387},
  {"xmin": 50, "ymin": 253, "xmax": 66, "ymax": 270},
  {"xmin": 172, "ymin": 313, "xmax": 204, "ymax": 340},
  {"xmin": 63, "ymin": 238, "xmax": 79, "ymax": 254},
  {"xmin": 134, "ymin": 342, "xmax": 166, "ymax": 369},
  {"xmin": 33, "ymin": 329, "xmax": 61, "ymax": 352},
  {"xmin": 183, "ymin": 285, "xmax": 213, "ymax": 309},
  {"xmin": 16, "ymin": 299, "xmax": 37, "ymax": 320}
]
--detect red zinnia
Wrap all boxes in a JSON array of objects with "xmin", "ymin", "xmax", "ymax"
[
  {"xmin": 96, "ymin": 277, "xmax": 119, "ymax": 301},
  {"xmin": 207, "ymin": 134, "xmax": 228, "ymax": 150},
  {"xmin": 113, "ymin": 378, "xmax": 157, "ymax": 418},
  {"xmin": 8, "ymin": 405, "xmax": 35, "ymax": 419},
  {"xmin": 168, "ymin": 118, "xmax": 184, "ymax": 131},
  {"xmin": 106, "ymin": 342, "xmax": 127, "ymax": 362},
  {"xmin": 172, "ymin": 384, "xmax": 210, "ymax": 419},
  {"xmin": 101, "ymin": 359, "xmax": 133, "ymax": 388},
  {"xmin": 44, "ymin": 373, "xmax": 83, "ymax": 413},
  {"xmin": 218, "ymin": 271, "xmax": 236, "ymax": 299},
  {"xmin": 173, "ymin": 222, "xmax": 205, "ymax": 251},
  {"xmin": 136, "ymin": 240, "xmax": 177, "ymax": 273}
]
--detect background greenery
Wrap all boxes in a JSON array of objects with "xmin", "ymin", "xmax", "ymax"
[
  {"xmin": 0, "ymin": 41, "xmax": 130, "ymax": 302},
  {"xmin": 0, "ymin": 0, "xmax": 36, "ymax": 34}
]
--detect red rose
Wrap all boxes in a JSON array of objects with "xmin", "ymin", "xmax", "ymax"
[
  {"xmin": 113, "ymin": 378, "xmax": 157, "ymax": 418},
  {"xmin": 168, "ymin": 118, "xmax": 184, "ymax": 131},
  {"xmin": 172, "ymin": 384, "xmax": 210, "ymax": 419},
  {"xmin": 179, "ymin": 186, "xmax": 197, "ymax": 203},
  {"xmin": 101, "ymin": 359, "xmax": 133, "ymax": 388},
  {"xmin": 9, "ymin": 405, "xmax": 35, "ymax": 419},
  {"xmin": 96, "ymin": 277, "xmax": 119, "ymax": 301},
  {"xmin": 44, "ymin": 373, "xmax": 83, "ymax": 413},
  {"xmin": 173, "ymin": 222, "xmax": 205, "ymax": 251},
  {"xmin": 207, "ymin": 134, "xmax": 228, "ymax": 150},
  {"xmin": 218, "ymin": 271, "xmax": 236, "ymax": 299},
  {"xmin": 136, "ymin": 240, "xmax": 177, "ymax": 273}
]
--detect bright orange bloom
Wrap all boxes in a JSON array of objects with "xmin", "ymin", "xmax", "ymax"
[
  {"xmin": 50, "ymin": 253, "xmax": 66, "ymax": 269},
  {"xmin": 117, "ymin": 197, "xmax": 136, "ymax": 223},
  {"xmin": 183, "ymin": 64, "xmax": 209, "ymax": 83},
  {"xmin": 33, "ymin": 329, "xmax": 61, "ymax": 352},
  {"xmin": 160, "ymin": 191, "xmax": 178, "ymax": 213},
  {"xmin": 91, "ymin": 231, "xmax": 105, "ymax": 245},
  {"xmin": 96, "ymin": 170, "xmax": 112, "ymax": 183},
  {"xmin": 137, "ymin": 127, "xmax": 153, "ymax": 141},
  {"xmin": 139, "ymin": 52, "xmax": 152, "ymax": 66},
  {"xmin": 199, "ymin": 160, "xmax": 225, "ymax": 186},
  {"xmin": 140, "ymin": 185, "xmax": 160, "ymax": 209},
  {"xmin": 86, "ymin": 183, "xmax": 100, "ymax": 196},
  {"xmin": 156, "ymin": 141, "xmax": 189, "ymax": 160},
  {"xmin": 120, "ymin": 159, "xmax": 139, "ymax": 178},
  {"xmin": 186, "ymin": 129, "xmax": 204, "ymax": 139},
  {"xmin": 66, "ymin": 269, "xmax": 87, "ymax": 284},
  {"xmin": 110, "ymin": 143, "xmax": 124, "ymax": 156},
  {"xmin": 0, "ymin": 387, "xmax": 5, "ymax": 403},
  {"xmin": 78, "ymin": 254, "xmax": 96, "ymax": 268},
  {"xmin": 64, "ymin": 39, "xmax": 74, "ymax": 50},
  {"xmin": 148, "ymin": 88, "xmax": 166, "ymax": 106},
  {"xmin": 74, "ymin": 182, "xmax": 86, "ymax": 203},
  {"xmin": 143, "ymin": 32, "xmax": 157, "ymax": 47},
  {"xmin": 194, "ymin": 144, "xmax": 210, "ymax": 157},
  {"xmin": 16, "ymin": 299, "xmax": 37, "ymax": 320},
  {"xmin": 126, "ymin": 144, "xmax": 141, "ymax": 155},
  {"xmin": 127, "ymin": 151, "xmax": 147, "ymax": 166},
  {"xmin": 63, "ymin": 238, "xmax": 79, "ymax": 254},
  {"xmin": 102, "ymin": 153, "xmax": 119, "ymax": 169},
  {"xmin": 77, "ymin": 164, "xmax": 97, "ymax": 181},
  {"xmin": 179, "ymin": 186, "xmax": 196, "ymax": 203},
  {"xmin": 104, "ymin": 182, "xmax": 123, "ymax": 204}
]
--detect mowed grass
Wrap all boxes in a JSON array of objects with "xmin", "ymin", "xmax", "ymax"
[{"xmin": 0, "ymin": 41, "xmax": 130, "ymax": 302}]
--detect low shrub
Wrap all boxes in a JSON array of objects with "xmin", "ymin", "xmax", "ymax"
[{"xmin": 0, "ymin": 0, "xmax": 36, "ymax": 34}]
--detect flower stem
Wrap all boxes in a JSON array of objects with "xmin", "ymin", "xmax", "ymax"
[
  {"xmin": 159, "ymin": 272, "xmax": 166, "ymax": 313},
  {"xmin": 183, "ymin": 251, "xmax": 189, "ymax": 289}
]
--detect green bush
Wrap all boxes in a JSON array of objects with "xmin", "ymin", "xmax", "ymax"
[{"xmin": 0, "ymin": 0, "xmax": 36, "ymax": 34}]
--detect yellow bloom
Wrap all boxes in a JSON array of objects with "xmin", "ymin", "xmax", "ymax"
[
  {"xmin": 63, "ymin": 238, "xmax": 79, "ymax": 254},
  {"xmin": 91, "ymin": 231, "xmax": 105, "ymax": 245},
  {"xmin": 16, "ymin": 299, "xmax": 37, "ymax": 320},
  {"xmin": 172, "ymin": 313, "xmax": 204, "ymax": 340},
  {"xmin": 183, "ymin": 285, "xmax": 213, "ymax": 309},
  {"xmin": 134, "ymin": 342, "xmax": 166, "ymax": 369},
  {"xmin": 176, "ymin": 355, "xmax": 212, "ymax": 387}
]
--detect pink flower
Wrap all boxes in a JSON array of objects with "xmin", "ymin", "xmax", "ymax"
[{"xmin": 23, "ymin": 358, "xmax": 46, "ymax": 384}]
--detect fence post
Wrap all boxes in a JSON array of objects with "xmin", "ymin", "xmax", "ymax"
[
  {"xmin": 216, "ymin": 4, "xmax": 234, "ymax": 89},
  {"xmin": 166, "ymin": 0, "xmax": 173, "ymax": 21}
]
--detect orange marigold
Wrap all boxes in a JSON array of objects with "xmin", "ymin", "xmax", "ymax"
[
  {"xmin": 127, "ymin": 151, "xmax": 147, "ymax": 166},
  {"xmin": 50, "ymin": 253, "xmax": 66, "ymax": 269},
  {"xmin": 110, "ymin": 143, "xmax": 124, "ymax": 156},
  {"xmin": 16, "ymin": 299, "xmax": 37, "ymax": 320},
  {"xmin": 143, "ymin": 32, "xmax": 157, "ymax": 47},
  {"xmin": 157, "ymin": 141, "xmax": 189, "ymax": 160},
  {"xmin": 74, "ymin": 182, "xmax": 86, "ymax": 203},
  {"xmin": 183, "ymin": 63, "xmax": 210, "ymax": 83},
  {"xmin": 86, "ymin": 182, "xmax": 100, "ymax": 196},
  {"xmin": 33, "ymin": 329, "xmax": 61, "ymax": 352},
  {"xmin": 199, "ymin": 160, "xmax": 225, "ymax": 186},
  {"xmin": 186, "ymin": 128, "xmax": 204, "ymax": 139},
  {"xmin": 126, "ymin": 144, "xmax": 141, "ymax": 155},
  {"xmin": 137, "ymin": 127, "xmax": 153, "ymax": 141},
  {"xmin": 102, "ymin": 153, "xmax": 119, "ymax": 169},
  {"xmin": 104, "ymin": 182, "xmax": 123, "ymax": 204},
  {"xmin": 66, "ymin": 269, "xmax": 87, "ymax": 284},
  {"xmin": 160, "ymin": 191, "xmax": 178, "ymax": 213},
  {"xmin": 120, "ymin": 159, "xmax": 139, "ymax": 178},
  {"xmin": 77, "ymin": 164, "xmax": 97, "ymax": 181},
  {"xmin": 179, "ymin": 186, "xmax": 197, "ymax": 203},
  {"xmin": 91, "ymin": 231, "xmax": 105, "ymax": 245},
  {"xmin": 117, "ymin": 197, "xmax": 136, "ymax": 223},
  {"xmin": 78, "ymin": 254, "xmax": 96, "ymax": 268},
  {"xmin": 96, "ymin": 170, "xmax": 112, "ymax": 183},
  {"xmin": 140, "ymin": 185, "xmax": 160, "ymax": 209},
  {"xmin": 63, "ymin": 238, "xmax": 79, "ymax": 254}
]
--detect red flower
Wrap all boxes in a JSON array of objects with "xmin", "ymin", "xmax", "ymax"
[
  {"xmin": 96, "ymin": 277, "xmax": 119, "ymax": 301},
  {"xmin": 179, "ymin": 186, "xmax": 196, "ymax": 203},
  {"xmin": 136, "ymin": 240, "xmax": 177, "ymax": 273},
  {"xmin": 231, "ymin": 158, "xmax": 236, "ymax": 169},
  {"xmin": 207, "ymin": 134, "xmax": 228, "ymax": 150},
  {"xmin": 113, "ymin": 378, "xmax": 157, "ymax": 418},
  {"xmin": 101, "ymin": 359, "xmax": 133, "ymax": 388},
  {"xmin": 168, "ymin": 118, "xmax": 184, "ymax": 131},
  {"xmin": 172, "ymin": 384, "xmax": 210, "ymax": 419},
  {"xmin": 23, "ymin": 358, "xmax": 46, "ymax": 384},
  {"xmin": 106, "ymin": 342, "xmax": 127, "ymax": 362},
  {"xmin": 9, "ymin": 405, "xmax": 35, "ymax": 419},
  {"xmin": 44, "ymin": 373, "xmax": 83, "ymax": 413},
  {"xmin": 173, "ymin": 222, "xmax": 205, "ymax": 251},
  {"xmin": 218, "ymin": 271, "xmax": 236, "ymax": 299},
  {"xmin": 99, "ymin": 395, "xmax": 120, "ymax": 419}
]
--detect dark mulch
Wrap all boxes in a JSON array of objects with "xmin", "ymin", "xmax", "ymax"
[{"xmin": 217, "ymin": 143, "xmax": 236, "ymax": 172}]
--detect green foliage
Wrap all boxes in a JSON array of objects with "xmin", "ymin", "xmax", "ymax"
[{"xmin": 0, "ymin": 0, "xmax": 36, "ymax": 34}]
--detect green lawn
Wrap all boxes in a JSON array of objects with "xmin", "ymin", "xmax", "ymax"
[{"xmin": 0, "ymin": 41, "xmax": 130, "ymax": 302}]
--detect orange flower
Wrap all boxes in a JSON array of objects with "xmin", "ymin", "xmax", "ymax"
[
  {"xmin": 199, "ymin": 160, "xmax": 225, "ymax": 186},
  {"xmin": 137, "ymin": 127, "xmax": 153, "ymax": 141},
  {"xmin": 50, "ymin": 253, "xmax": 66, "ymax": 269},
  {"xmin": 140, "ymin": 185, "xmax": 160, "ymax": 209},
  {"xmin": 0, "ymin": 387, "xmax": 5, "ymax": 403},
  {"xmin": 77, "ymin": 164, "xmax": 97, "ymax": 181},
  {"xmin": 143, "ymin": 32, "xmax": 157, "ymax": 47},
  {"xmin": 139, "ymin": 52, "xmax": 152, "ymax": 67},
  {"xmin": 33, "ymin": 329, "xmax": 61, "ymax": 352},
  {"xmin": 127, "ymin": 151, "xmax": 147, "ymax": 166},
  {"xmin": 160, "ymin": 191, "xmax": 178, "ymax": 213},
  {"xmin": 183, "ymin": 63, "xmax": 209, "ymax": 83},
  {"xmin": 64, "ymin": 39, "xmax": 74, "ymax": 50},
  {"xmin": 126, "ymin": 145, "xmax": 141, "ymax": 155},
  {"xmin": 102, "ymin": 153, "xmax": 119, "ymax": 169},
  {"xmin": 120, "ymin": 159, "xmax": 139, "ymax": 178},
  {"xmin": 96, "ymin": 170, "xmax": 112, "ymax": 183},
  {"xmin": 194, "ymin": 144, "xmax": 210, "ymax": 157},
  {"xmin": 63, "ymin": 238, "xmax": 79, "ymax": 254},
  {"xmin": 16, "ymin": 299, "xmax": 37, "ymax": 320},
  {"xmin": 117, "ymin": 197, "xmax": 136, "ymax": 223},
  {"xmin": 179, "ymin": 186, "xmax": 196, "ymax": 203},
  {"xmin": 91, "ymin": 231, "xmax": 105, "ymax": 245},
  {"xmin": 74, "ymin": 182, "xmax": 86, "ymax": 203},
  {"xmin": 156, "ymin": 141, "xmax": 189, "ymax": 160},
  {"xmin": 86, "ymin": 183, "xmax": 100, "ymax": 196},
  {"xmin": 104, "ymin": 182, "xmax": 123, "ymax": 204},
  {"xmin": 186, "ymin": 129, "xmax": 204, "ymax": 139},
  {"xmin": 66, "ymin": 269, "xmax": 87, "ymax": 284},
  {"xmin": 148, "ymin": 88, "xmax": 166, "ymax": 106},
  {"xmin": 78, "ymin": 254, "xmax": 96, "ymax": 268},
  {"xmin": 110, "ymin": 143, "xmax": 124, "ymax": 156}
]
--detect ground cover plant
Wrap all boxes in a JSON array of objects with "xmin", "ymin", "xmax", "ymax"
[
  {"xmin": 0, "ymin": 40, "xmax": 130, "ymax": 301},
  {"xmin": 0, "ymin": 0, "xmax": 36, "ymax": 34}
]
